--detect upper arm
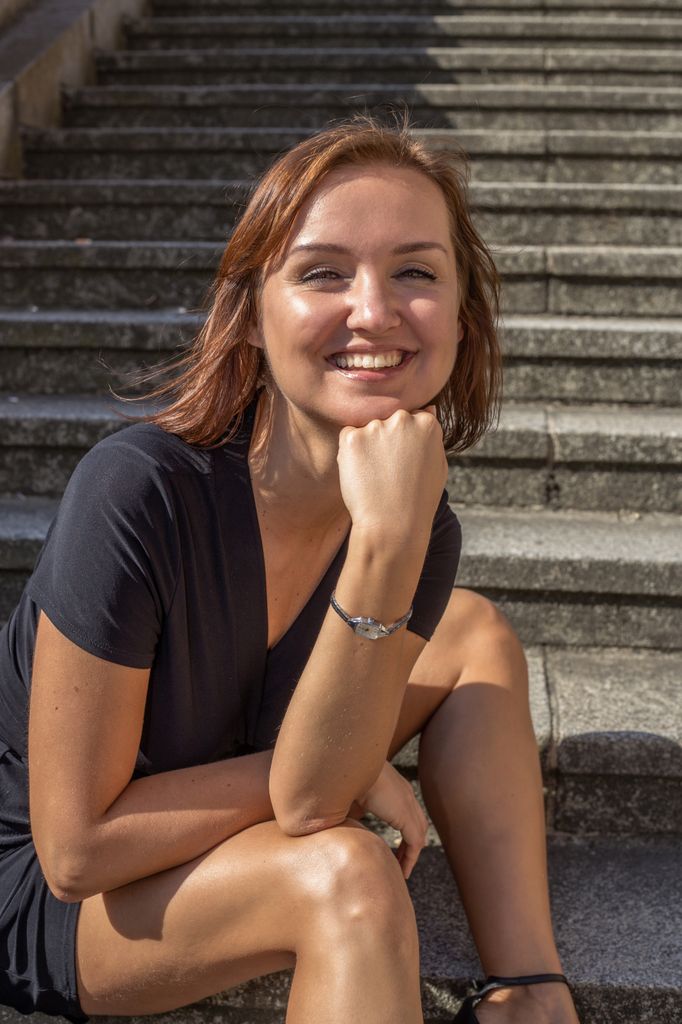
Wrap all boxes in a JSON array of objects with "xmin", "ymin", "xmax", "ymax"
[{"xmin": 28, "ymin": 610, "xmax": 150, "ymax": 896}]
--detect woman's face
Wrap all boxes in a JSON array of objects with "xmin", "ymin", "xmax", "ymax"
[{"xmin": 248, "ymin": 162, "xmax": 463, "ymax": 432}]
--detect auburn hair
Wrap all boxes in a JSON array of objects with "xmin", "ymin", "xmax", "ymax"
[{"xmin": 116, "ymin": 112, "xmax": 502, "ymax": 453}]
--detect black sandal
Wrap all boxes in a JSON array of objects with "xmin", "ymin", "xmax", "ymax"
[{"xmin": 453, "ymin": 972, "xmax": 571, "ymax": 1022}]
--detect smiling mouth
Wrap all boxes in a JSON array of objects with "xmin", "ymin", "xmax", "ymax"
[{"xmin": 330, "ymin": 350, "xmax": 409, "ymax": 370}]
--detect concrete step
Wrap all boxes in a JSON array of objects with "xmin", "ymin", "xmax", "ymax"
[
  {"xmin": 1, "ymin": 310, "xmax": 678, "ymax": 406},
  {"xmin": 452, "ymin": 503, "xmax": 682, "ymax": 649},
  {"xmin": 0, "ymin": 308, "xmax": 196, "ymax": 396},
  {"xmin": 62, "ymin": 83, "xmax": 682, "ymax": 131},
  {"xmin": 124, "ymin": 15, "xmax": 682, "ymax": 50},
  {"xmin": 151, "ymin": 0, "xmax": 682, "ymax": 13},
  {"xmin": 21, "ymin": 126, "xmax": 682, "ymax": 185},
  {"xmin": 452, "ymin": 401, "xmax": 682, "ymax": 513},
  {"xmin": 95, "ymin": 46, "xmax": 682, "ymax": 87},
  {"xmin": 391, "ymin": 644, "xmax": 682, "ymax": 836},
  {"xmin": 4, "ymin": 179, "xmax": 681, "ymax": 246},
  {"xmin": 2, "ymin": 494, "xmax": 680, "ymax": 648},
  {"xmin": 502, "ymin": 315, "xmax": 682, "ymax": 405},
  {"xmin": 2, "ymin": 241, "xmax": 681, "ymax": 317},
  {"xmin": 2, "ymin": 393, "xmax": 678, "ymax": 513}
]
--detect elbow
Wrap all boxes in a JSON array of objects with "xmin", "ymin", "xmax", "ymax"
[
  {"xmin": 36, "ymin": 839, "xmax": 98, "ymax": 904},
  {"xmin": 269, "ymin": 769, "xmax": 351, "ymax": 838},
  {"xmin": 276, "ymin": 812, "xmax": 346, "ymax": 838},
  {"xmin": 271, "ymin": 791, "xmax": 349, "ymax": 837}
]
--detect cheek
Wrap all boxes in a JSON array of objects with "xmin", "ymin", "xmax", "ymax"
[
  {"xmin": 409, "ymin": 297, "xmax": 458, "ymax": 345},
  {"xmin": 265, "ymin": 291, "xmax": 337, "ymax": 344}
]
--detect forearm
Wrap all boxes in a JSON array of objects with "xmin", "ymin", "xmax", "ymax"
[
  {"xmin": 52, "ymin": 749, "xmax": 275, "ymax": 902},
  {"xmin": 269, "ymin": 528, "xmax": 427, "ymax": 834}
]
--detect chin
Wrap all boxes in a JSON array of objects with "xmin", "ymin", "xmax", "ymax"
[{"xmin": 330, "ymin": 396, "xmax": 416, "ymax": 428}]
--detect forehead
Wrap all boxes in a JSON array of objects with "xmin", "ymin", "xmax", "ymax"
[{"xmin": 284, "ymin": 163, "xmax": 452, "ymax": 253}]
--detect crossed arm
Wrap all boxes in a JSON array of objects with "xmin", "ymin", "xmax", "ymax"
[{"xmin": 28, "ymin": 529, "xmax": 426, "ymax": 904}]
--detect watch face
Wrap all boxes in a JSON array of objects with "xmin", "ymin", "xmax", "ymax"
[{"xmin": 354, "ymin": 619, "xmax": 386, "ymax": 640}]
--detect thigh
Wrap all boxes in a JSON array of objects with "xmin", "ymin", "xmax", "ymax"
[
  {"xmin": 75, "ymin": 815, "xmax": 400, "ymax": 1017},
  {"xmin": 387, "ymin": 587, "xmax": 518, "ymax": 760}
]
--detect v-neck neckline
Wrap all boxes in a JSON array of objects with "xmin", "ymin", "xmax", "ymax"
[{"xmin": 239, "ymin": 392, "xmax": 351, "ymax": 656}]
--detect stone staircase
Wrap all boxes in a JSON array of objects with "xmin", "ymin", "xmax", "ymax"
[{"xmin": 1, "ymin": 1, "xmax": 681, "ymax": 1021}]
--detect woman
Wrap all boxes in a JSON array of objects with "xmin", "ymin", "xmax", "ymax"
[{"xmin": 0, "ymin": 116, "xmax": 580, "ymax": 1024}]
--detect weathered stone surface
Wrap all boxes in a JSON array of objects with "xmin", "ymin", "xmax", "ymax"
[
  {"xmin": 0, "ymin": 495, "xmax": 55, "ymax": 569},
  {"xmin": 547, "ymin": 404, "xmax": 682, "ymax": 464},
  {"xmin": 0, "ymin": 240, "xmax": 220, "ymax": 309},
  {"xmin": 485, "ymin": 590, "xmax": 680, "ymax": 649},
  {"xmin": 153, "ymin": 0, "xmax": 682, "ymax": 11},
  {"xmin": 94, "ymin": 45, "xmax": 682, "ymax": 88},
  {"xmin": 22, "ymin": 125, "xmax": 682, "ymax": 185},
  {"xmin": 0, "ymin": 307, "xmax": 202, "ymax": 348},
  {"xmin": 500, "ymin": 316, "xmax": 682, "ymax": 403},
  {"xmin": 454, "ymin": 504, "xmax": 682, "ymax": 596},
  {"xmin": 501, "ymin": 313, "xmax": 682, "ymax": 359},
  {"xmin": 549, "ymin": 646, "xmax": 682, "ymax": 777},
  {"xmin": 546, "ymin": 645, "xmax": 682, "ymax": 832},
  {"xmin": 126, "ymin": 15, "xmax": 682, "ymax": 51},
  {"xmin": 153, "ymin": 0, "xmax": 682, "ymax": 10},
  {"xmin": 4, "ymin": 179, "xmax": 680, "ymax": 246},
  {"xmin": 61, "ymin": 82, "xmax": 682, "ymax": 131},
  {"xmin": 0, "ymin": 180, "xmax": 245, "ymax": 241}
]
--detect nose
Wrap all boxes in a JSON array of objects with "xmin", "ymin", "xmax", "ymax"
[{"xmin": 345, "ymin": 271, "xmax": 402, "ymax": 335}]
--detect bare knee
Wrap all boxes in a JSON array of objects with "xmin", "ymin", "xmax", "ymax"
[
  {"xmin": 292, "ymin": 821, "xmax": 417, "ymax": 950},
  {"xmin": 438, "ymin": 588, "xmax": 528, "ymax": 695}
]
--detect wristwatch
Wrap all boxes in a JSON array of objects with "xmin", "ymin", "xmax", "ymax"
[{"xmin": 330, "ymin": 590, "xmax": 413, "ymax": 640}]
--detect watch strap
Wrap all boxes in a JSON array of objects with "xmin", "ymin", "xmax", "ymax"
[{"xmin": 330, "ymin": 590, "xmax": 413, "ymax": 640}]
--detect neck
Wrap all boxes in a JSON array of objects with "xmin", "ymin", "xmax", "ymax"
[{"xmin": 248, "ymin": 388, "xmax": 350, "ymax": 538}]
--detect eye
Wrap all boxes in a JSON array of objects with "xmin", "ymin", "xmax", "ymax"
[
  {"xmin": 399, "ymin": 267, "xmax": 438, "ymax": 281},
  {"xmin": 299, "ymin": 267, "xmax": 341, "ymax": 283}
]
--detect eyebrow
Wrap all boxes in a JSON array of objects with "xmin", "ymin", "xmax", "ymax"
[{"xmin": 287, "ymin": 241, "xmax": 450, "ymax": 258}]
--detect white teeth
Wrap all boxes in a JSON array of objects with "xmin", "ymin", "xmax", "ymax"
[{"xmin": 333, "ymin": 351, "xmax": 405, "ymax": 369}]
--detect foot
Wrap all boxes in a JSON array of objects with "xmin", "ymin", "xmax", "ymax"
[{"xmin": 474, "ymin": 980, "xmax": 580, "ymax": 1024}]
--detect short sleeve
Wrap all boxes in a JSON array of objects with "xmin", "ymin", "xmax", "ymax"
[
  {"xmin": 25, "ymin": 434, "xmax": 180, "ymax": 668},
  {"xmin": 407, "ymin": 490, "xmax": 462, "ymax": 641}
]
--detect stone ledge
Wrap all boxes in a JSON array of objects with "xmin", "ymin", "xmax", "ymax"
[
  {"xmin": 0, "ymin": 0, "xmax": 149, "ymax": 177},
  {"xmin": 64, "ymin": 82, "xmax": 682, "ymax": 111},
  {"xmin": 4, "ymin": 178, "xmax": 682, "ymax": 212},
  {"xmin": 153, "ymin": 0, "xmax": 682, "ymax": 10},
  {"xmin": 548, "ymin": 646, "xmax": 682, "ymax": 778},
  {"xmin": 501, "ymin": 315, "xmax": 682, "ymax": 359},
  {"xmin": 128, "ymin": 15, "xmax": 682, "ymax": 46},
  {"xmin": 21, "ymin": 124, "xmax": 682, "ymax": 158}
]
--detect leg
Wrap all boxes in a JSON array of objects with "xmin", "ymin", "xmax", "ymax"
[
  {"xmin": 387, "ymin": 588, "xmax": 579, "ymax": 1024},
  {"xmin": 75, "ymin": 817, "xmax": 423, "ymax": 1024}
]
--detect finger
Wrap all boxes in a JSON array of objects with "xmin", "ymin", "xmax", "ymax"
[
  {"xmin": 402, "ymin": 840, "xmax": 422, "ymax": 881},
  {"xmin": 393, "ymin": 839, "xmax": 410, "ymax": 880}
]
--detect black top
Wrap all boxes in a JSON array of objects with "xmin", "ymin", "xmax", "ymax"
[{"xmin": 0, "ymin": 393, "xmax": 462, "ymax": 775}]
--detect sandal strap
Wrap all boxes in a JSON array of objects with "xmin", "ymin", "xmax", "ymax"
[{"xmin": 472, "ymin": 973, "xmax": 569, "ymax": 1004}]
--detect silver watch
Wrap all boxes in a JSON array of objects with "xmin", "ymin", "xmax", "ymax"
[{"xmin": 330, "ymin": 591, "xmax": 413, "ymax": 640}]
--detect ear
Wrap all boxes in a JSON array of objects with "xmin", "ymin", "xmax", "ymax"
[{"xmin": 247, "ymin": 321, "xmax": 264, "ymax": 350}]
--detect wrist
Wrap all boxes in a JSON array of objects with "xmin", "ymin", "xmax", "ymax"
[
  {"xmin": 348, "ymin": 522, "xmax": 430, "ymax": 563},
  {"xmin": 334, "ymin": 531, "xmax": 424, "ymax": 630}
]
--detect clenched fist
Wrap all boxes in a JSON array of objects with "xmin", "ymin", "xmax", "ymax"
[{"xmin": 336, "ymin": 405, "xmax": 448, "ymax": 547}]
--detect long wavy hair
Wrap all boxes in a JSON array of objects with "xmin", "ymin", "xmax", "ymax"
[{"xmin": 116, "ymin": 112, "xmax": 502, "ymax": 454}]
